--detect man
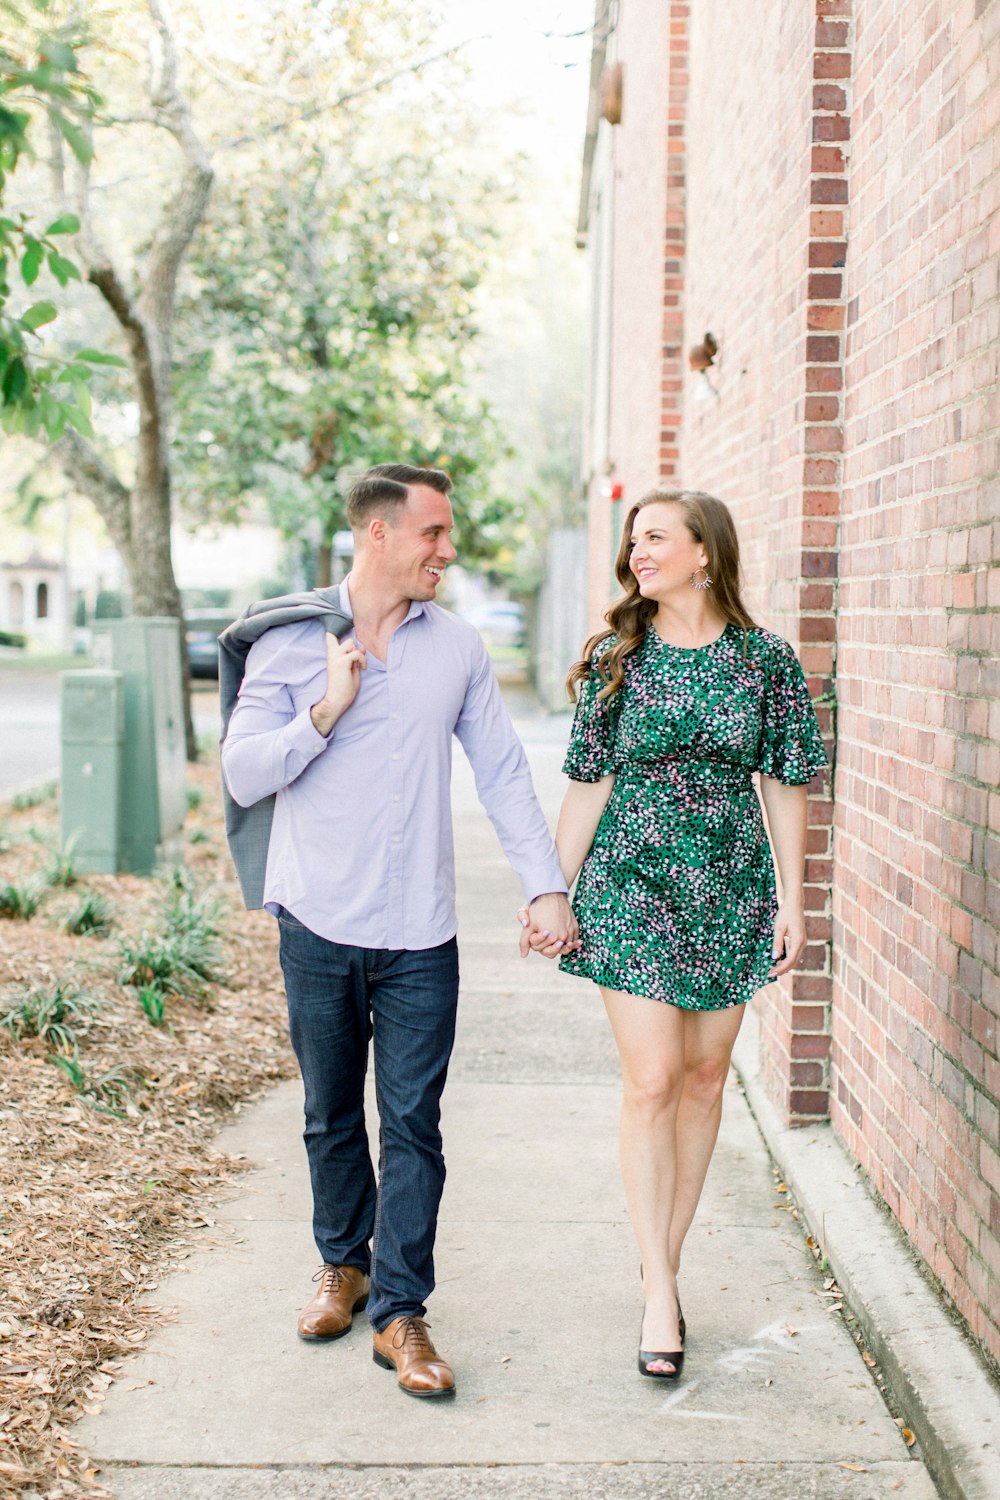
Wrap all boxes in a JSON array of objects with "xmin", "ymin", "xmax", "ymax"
[{"xmin": 222, "ymin": 464, "xmax": 576, "ymax": 1398}]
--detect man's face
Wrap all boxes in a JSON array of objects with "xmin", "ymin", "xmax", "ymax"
[{"xmin": 379, "ymin": 484, "xmax": 458, "ymax": 602}]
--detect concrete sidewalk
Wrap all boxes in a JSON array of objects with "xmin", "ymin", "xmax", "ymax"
[{"xmin": 79, "ymin": 710, "xmax": 944, "ymax": 1499}]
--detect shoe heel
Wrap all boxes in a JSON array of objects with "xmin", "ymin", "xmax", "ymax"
[{"xmin": 372, "ymin": 1349, "xmax": 393, "ymax": 1371}]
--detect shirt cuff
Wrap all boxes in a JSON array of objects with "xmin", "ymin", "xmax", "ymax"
[
  {"xmin": 287, "ymin": 704, "xmax": 331, "ymax": 753},
  {"xmin": 521, "ymin": 865, "xmax": 570, "ymax": 906}
]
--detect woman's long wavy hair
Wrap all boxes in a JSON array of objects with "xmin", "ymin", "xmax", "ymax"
[{"xmin": 566, "ymin": 490, "xmax": 759, "ymax": 702}]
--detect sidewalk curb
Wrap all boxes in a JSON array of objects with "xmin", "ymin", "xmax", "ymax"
[{"xmin": 732, "ymin": 1020, "xmax": 1000, "ymax": 1500}]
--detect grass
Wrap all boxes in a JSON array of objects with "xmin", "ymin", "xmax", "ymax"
[
  {"xmin": 45, "ymin": 841, "xmax": 80, "ymax": 889},
  {"xmin": 136, "ymin": 983, "xmax": 168, "ymax": 1028},
  {"xmin": 64, "ymin": 891, "xmax": 113, "ymax": 937},
  {"xmin": 47, "ymin": 1046, "xmax": 136, "ymax": 1116},
  {"xmin": 1, "ymin": 981, "xmax": 102, "ymax": 1051},
  {"xmin": 117, "ymin": 931, "xmax": 203, "ymax": 997},
  {"xmin": 0, "ymin": 649, "xmax": 89, "ymax": 672},
  {"xmin": 116, "ymin": 871, "xmax": 225, "ymax": 999},
  {"xmin": 0, "ymin": 875, "xmax": 46, "ymax": 919},
  {"xmin": 10, "ymin": 780, "xmax": 57, "ymax": 811}
]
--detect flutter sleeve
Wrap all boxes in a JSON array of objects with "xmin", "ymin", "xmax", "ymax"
[
  {"xmin": 754, "ymin": 635, "xmax": 828, "ymax": 785},
  {"xmin": 562, "ymin": 642, "xmax": 622, "ymax": 783}
]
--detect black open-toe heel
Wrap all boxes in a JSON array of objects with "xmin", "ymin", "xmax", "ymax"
[{"xmin": 638, "ymin": 1299, "xmax": 685, "ymax": 1380}]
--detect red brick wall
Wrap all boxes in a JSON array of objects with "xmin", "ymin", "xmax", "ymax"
[
  {"xmin": 679, "ymin": 2, "xmax": 840, "ymax": 1122},
  {"xmin": 582, "ymin": 0, "xmax": 1000, "ymax": 1364},
  {"xmin": 832, "ymin": 0, "xmax": 1000, "ymax": 1366}
]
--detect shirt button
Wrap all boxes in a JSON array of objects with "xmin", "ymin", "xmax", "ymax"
[
  {"xmin": 392, "ymin": 835, "xmax": 401, "ymax": 844},
  {"xmin": 391, "ymin": 752, "xmax": 400, "ymax": 761},
  {"xmin": 392, "ymin": 795, "xmax": 400, "ymax": 803}
]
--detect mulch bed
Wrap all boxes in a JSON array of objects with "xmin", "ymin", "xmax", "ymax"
[{"xmin": 0, "ymin": 761, "xmax": 296, "ymax": 1498}]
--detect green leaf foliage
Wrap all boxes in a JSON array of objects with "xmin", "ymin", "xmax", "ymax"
[
  {"xmin": 175, "ymin": 138, "xmax": 515, "ymax": 578},
  {"xmin": 20, "ymin": 298, "xmax": 57, "ymax": 329},
  {"xmin": 71, "ymin": 347, "xmax": 126, "ymax": 366},
  {"xmin": 20, "ymin": 234, "xmax": 41, "ymax": 283},
  {"xmin": 0, "ymin": 0, "xmax": 109, "ymax": 427},
  {"xmin": 44, "ymin": 212, "xmax": 80, "ymax": 235}
]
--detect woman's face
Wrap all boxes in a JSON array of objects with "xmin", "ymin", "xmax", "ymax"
[{"xmin": 628, "ymin": 502, "xmax": 707, "ymax": 600}]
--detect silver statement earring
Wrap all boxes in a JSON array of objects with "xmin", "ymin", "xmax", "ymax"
[{"xmin": 690, "ymin": 567, "xmax": 713, "ymax": 591}]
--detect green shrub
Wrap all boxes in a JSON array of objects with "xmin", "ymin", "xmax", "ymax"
[
  {"xmin": 45, "ymin": 840, "xmax": 80, "ymax": 889},
  {"xmin": 48, "ymin": 1047, "xmax": 135, "ymax": 1116},
  {"xmin": 0, "ymin": 877, "xmax": 45, "ymax": 920},
  {"xmin": 162, "ymin": 876, "xmax": 224, "ymax": 978},
  {"xmin": 64, "ymin": 891, "xmax": 113, "ymax": 937},
  {"xmin": 136, "ymin": 983, "xmax": 167, "ymax": 1027},
  {"xmin": 117, "ymin": 928, "xmax": 218, "ymax": 998},
  {"xmin": 117, "ymin": 875, "xmax": 225, "ymax": 1001},
  {"xmin": 1, "ymin": 981, "xmax": 100, "ymax": 1051}
]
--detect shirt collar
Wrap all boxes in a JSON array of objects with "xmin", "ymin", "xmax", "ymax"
[{"xmin": 340, "ymin": 575, "xmax": 426, "ymax": 626}]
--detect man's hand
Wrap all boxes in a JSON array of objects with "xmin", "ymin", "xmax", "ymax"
[
  {"xmin": 309, "ymin": 634, "xmax": 367, "ymax": 737},
  {"xmin": 517, "ymin": 893, "xmax": 580, "ymax": 960}
]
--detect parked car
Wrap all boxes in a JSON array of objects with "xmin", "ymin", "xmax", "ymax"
[
  {"xmin": 464, "ymin": 600, "xmax": 527, "ymax": 651},
  {"xmin": 185, "ymin": 610, "xmax": 236, "ymax": 680}
]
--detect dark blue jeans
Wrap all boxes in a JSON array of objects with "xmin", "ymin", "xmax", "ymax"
[{"xmin": 277, "ymin": 908, "xmax": 460, "ymax": 1331}]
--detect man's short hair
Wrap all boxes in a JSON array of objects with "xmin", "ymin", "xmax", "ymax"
[{"xmin": 346, "ymin": 464, "xmax": 453, "ymax": 529}]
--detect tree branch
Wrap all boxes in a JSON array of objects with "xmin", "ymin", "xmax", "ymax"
[
  {"xmin": 214, "ymin": 37, "xmax": 484, "ymax": 154},
  {"xmin": 140, "ymin": 0, "xmax": 214, "ymax": 388},
  {"xmin": 181, "ymin": 44, "xmax": 308, "ymax": 106},
  {"xmin": 51, "ymin": 429, "xmax": 134, "ymax": 561},
  {"xmin": 95, "ymin": 111, "xmax": 162, "ymax": 128}
]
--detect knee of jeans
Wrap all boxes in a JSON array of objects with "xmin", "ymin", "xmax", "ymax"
[
  {"xmin": 302, "ymin": 1088, "xmax": 367, "ymax": 1134},
  {"xmin": 380, "ymin": 1104, "xmax": 444, "ymax": 1155}
]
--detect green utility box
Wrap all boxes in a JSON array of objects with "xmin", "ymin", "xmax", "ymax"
[
  {"xmin": 60, "ymin": 670, "xmax": 125, "ymax": 874},
  {"xmin": 88, "ymin": 617, "xmax": 187, "ymax": 873}
]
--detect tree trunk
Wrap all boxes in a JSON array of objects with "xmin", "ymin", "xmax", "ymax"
[
  {"xmin": 51, "ymin": 2, "xmax": 214, "ymax": 761},
  {"xmin": 315, "ymin": 535, "xmax": 333, "ymax": 589},
  {"xmin": 53, "ymin": 431, "xmax": 197, "ymax": 759},
  {"xmin": 129, "ymin": 467, "xmax": 196, "ymax": 759}
]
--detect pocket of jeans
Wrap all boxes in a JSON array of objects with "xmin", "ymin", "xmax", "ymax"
[{"xmin": 276, "ymin": 905, "xmax": 307, "ymax": 930}]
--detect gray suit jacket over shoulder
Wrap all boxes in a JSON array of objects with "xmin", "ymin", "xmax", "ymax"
[{"xmin": 218, "ymin": 586, "xmax": 353, "ymax": 909}]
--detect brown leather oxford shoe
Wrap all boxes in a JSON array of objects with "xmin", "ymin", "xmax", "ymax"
[
  {"xmin": 372, "ymin": 1316, "xmax": 455, "ymax": 1397},
  {"xmin": 297, "ymin": 1264, "xmax": 370, "ymax": 1341}
]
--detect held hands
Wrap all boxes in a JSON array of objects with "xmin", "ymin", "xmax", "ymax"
[
  {"xmin": 516, "ymin": 894, "xmax": 581, "ymax": 961},
  {"xmin": 309, "ymin": 633, "xmax": 367, "ymax": 737},
  {"xmin": 769, "ymin": 903, "xmax": 806, "ymax": 977}
]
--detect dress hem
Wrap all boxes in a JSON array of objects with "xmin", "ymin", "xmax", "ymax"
[{"xmin": 558, "ymin": 958, "xmax": 772, "ymax": 1012}]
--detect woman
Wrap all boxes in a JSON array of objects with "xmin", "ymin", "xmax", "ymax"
[{"xmin": 523, "ymin": 490, "xmax": 826, "ymax": 1379}]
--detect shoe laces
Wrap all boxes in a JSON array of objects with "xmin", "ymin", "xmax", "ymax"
[
  {"xmin": 314, "ymin": 1264, "xmax": 347, "ymax": 1294},
  {"xmin": 391, "ymin": 1316, "xmax": 432, "ymax": 1352}
]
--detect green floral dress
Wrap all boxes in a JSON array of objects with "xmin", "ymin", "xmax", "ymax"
[{"xmin": 558, "ymin": 624, "xmax": 827, "ymax": 1010}]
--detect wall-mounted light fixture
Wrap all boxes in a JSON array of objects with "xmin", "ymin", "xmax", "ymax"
[
  {"xmin": 689, "ymin": 332, "xmax": 720, "ymax": 401},
  {"xmin": 600, "ymin": 62, "xmax": 623, "ymax": 125},
  {"xmin": 688, "ymin": 332, "xmax": 718, "ymax": 372}
]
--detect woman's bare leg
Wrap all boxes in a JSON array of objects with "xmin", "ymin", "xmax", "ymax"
[
  {"xmin": 602, "ymin": 988, "xmax": 685, "ymax": 1373},
  {"xmin": 668, "ymin": 1004, "xmax": 747, "ymax": 1273}
]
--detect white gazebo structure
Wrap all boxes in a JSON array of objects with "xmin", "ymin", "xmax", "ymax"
[{"xmin": 0, "ymin": 554, "xmax": 70, "ymax": 650}]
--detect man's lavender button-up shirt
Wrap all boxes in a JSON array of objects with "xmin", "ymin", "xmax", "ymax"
[{"xmin": 221, "ymin": 579, "xmax": 567, "ymax": 950}]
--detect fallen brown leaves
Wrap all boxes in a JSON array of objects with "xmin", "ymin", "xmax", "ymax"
[{"xmin": 0, "ymin": 761, "xmax": 295, "ymax": 1499}]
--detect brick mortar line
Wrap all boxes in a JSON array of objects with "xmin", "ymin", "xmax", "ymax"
[{"xmin": 832, "ymin": 1070, "xmax": 1000, "ymax": 1153}]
